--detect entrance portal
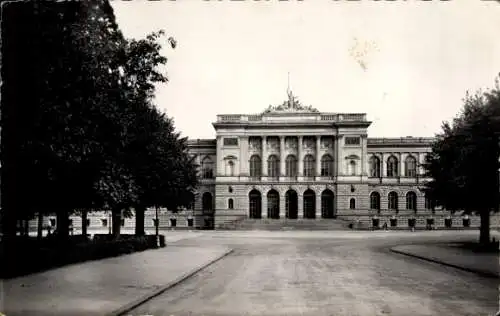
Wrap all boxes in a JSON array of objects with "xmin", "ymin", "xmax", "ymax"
[
  {"xmin": 202, "ymin": 192, "xmax": 214, "ymax": 229},
  {"xmin": 321, "ymin": 189, "xmax": 335, "ymax": 218},
  {"xmin": 303, "ymin": 189, "xmax": 316, "ymax": 219},
  {"xmin": 249, "ymin": 190, "xmax": 262, "ymax": 219},
  {"xmin": 285, "ymin": 190, "xmax": 298, "ymax": 219},
  {"xmin": 267, "ymin": 189, "xmax": 280, "ymax": 219}
]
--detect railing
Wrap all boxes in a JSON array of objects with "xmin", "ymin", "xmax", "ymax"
[
  {"xmin": 368, "ymin": 137, "xmax": 434, "ymax": 144},
  {"xmin": 217, "ymin": 113, "xmax": 368, "ymax": 123}
]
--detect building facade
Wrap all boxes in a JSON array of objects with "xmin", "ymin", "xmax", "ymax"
[
  {"xmin": 189, "ymin": 90, "xmax": 435, "ymax": 229},
  {"xmin": 27, "ymin": 90, "xmax": 500, "ymax": 233}
]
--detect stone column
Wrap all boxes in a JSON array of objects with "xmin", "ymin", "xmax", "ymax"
[
  {"xmin": 316, "ymin": 136, "xmax": 322, "ymax": 176},
  {"xmin": 280, "ymin": 136, "xmax": 286, "ymax": 176},
  {"xmin": 382, "ymin": 153, "xmax": 388, "ymax": 177},
  {"xmin": 262, "ymin": 136, "xmax": 267, "ymax": 176},
  {"xmin": 298, "ymin": 136, "xmax": 303, "ymax": 176},
  {"xmin": 397, "ymin": 152, "xmax": 402, "ymax": 177}
]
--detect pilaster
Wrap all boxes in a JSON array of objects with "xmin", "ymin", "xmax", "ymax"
[{"xmin": 298, "ymin": 136, "xmax": 303, "ymax": 176}]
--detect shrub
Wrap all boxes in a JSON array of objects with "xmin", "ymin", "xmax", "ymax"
[{"xmin": 0, "ymin": 234, "xmax": 166, "ymax": 278}]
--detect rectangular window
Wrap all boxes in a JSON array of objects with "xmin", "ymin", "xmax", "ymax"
[
  {"xmin": 223, "ymin": 138, "xmax": 238, "ymax": 146},
  {"xmin": 345, "ymin": 137, "xmax": 360, "ymax": 145},
  {"xmin": 101, "ymin": 219, "xmax": 107, "ymax": 227}
]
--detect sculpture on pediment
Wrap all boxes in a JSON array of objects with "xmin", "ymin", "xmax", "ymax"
[
  {"xmin": 249, "ymin": 137, "xmax": 262, "ymax": 151},
  {"xmin": 262, "ymin": 89, "xmax": 319, "ymax": 114}
]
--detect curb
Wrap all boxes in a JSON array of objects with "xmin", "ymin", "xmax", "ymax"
[
  {"xmin": 106, "ymin": 248, "xmax": 234, "ymax": 316},
  {"xmin": 390, "ymin": 247, "xmax": 499, "ymax": 279}
]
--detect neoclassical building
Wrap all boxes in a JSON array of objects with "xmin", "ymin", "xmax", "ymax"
[{"xmin": 189, "ymin": 90, "xmax": 434, "ymax": 229}]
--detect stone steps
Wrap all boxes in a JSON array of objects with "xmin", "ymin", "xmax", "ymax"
[{"xmin": 221, "ymin": 218, "xmax": 350, "ymax": 231}]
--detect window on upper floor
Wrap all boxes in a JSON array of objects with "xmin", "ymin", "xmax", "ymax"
[
  {"xmin": 345, "ymin": 137, "xmax": 361, "ymax": 146},
  {"xmin": 321, "ymin": 154, "xmax": 334, "ymax": 177},
  {"xmin": 267, "ymin": 155, "xmax": 280, "ymax": 177},
  {"xmin": 285, "ymin": 155, "xmax": 298, "ymax": 177},
  {"xmin": 303, "ymin": 155, "xmax": 315, "ymax": 177},
  {"xmin": 387, "ymin": 156, "xmax": 399, "ymax": 177},
  {"xmin": 201, "ymin": 157, "xmax": 214, "ymax": 179},
  {"xmin": 369, "ymin": 156, "xmax": 381, "ymax": 178},
  {"xmin": 249, "ymin": 155, "xmax": 262, "ymax": 177},
  {"xmin": 405, "ymin": 156, "xmax": 417, "ymax": 177},
  {"xmin": 223, "ymin": 138, "xmax": 238, "ymax": 146}
]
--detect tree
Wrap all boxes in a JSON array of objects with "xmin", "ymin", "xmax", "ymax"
[{"xmin": 422, "ymin": 76, "xmax": 500, "ymax": 245}]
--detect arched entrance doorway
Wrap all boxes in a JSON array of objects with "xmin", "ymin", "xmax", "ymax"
[
  {"xmin": 303, "ymin": 189, "xmax": 316, "ymax": 219},
  {"xmin": 285, "ymin": 190, "xmax": 298, "ymax": 219},
  {"xmin": 249, "ymin": 190, "xmax": 262, "ymax": 219},
  {"xmin": 267, "ymin": 189, "xmax": 280, "ymax": 219},
  {"xmin": 202, "ymin": 192, "xmax": 214, "ymax": 229},
  {"xmin": 321, "ymin": 189, "xmax": 335, "ymax": 218}
]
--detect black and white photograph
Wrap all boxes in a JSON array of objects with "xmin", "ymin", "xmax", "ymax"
[{"xmin": 1, "ymin": 0, "xmax": 500, "ymax": 315}]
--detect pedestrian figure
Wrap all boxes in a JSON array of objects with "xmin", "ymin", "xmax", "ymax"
[{"xmin": 382, "ymin": 221, "xmax": 388, "ymax": 230}]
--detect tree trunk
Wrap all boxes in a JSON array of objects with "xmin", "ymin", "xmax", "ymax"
[
  {"xmin": 479, "ymin": 209, "xmax": 491, "ymax": 245},
  {"xmin": 24, "ymin": 219, "xmax": 29, "ymax": 236},
  {"xmin": 112, "ymin": 207, "xmax": 122, "ymax": 239},
  {"xmin": 56, "ymin": 210, "xmax": 70, "ymax": 241},
  {"xmin": 81, "ymin": 209, "xmax": 88, "ymax": 239},
  {"xmin": 37, "ymin": 212, "xmax": 43, "ymax": 239},
  {"xmin": 135, "ymin": 205, "xmax": 145, "ymax": 236}
]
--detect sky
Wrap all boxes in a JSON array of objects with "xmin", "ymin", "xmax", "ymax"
[{"xmin": 111, "ymin": 0, "xmax": 500, "ymax": 140}]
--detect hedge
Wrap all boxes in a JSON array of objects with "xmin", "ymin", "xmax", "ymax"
[{"xmin": 0, "ymin": 234, "xmax": 166, "ymax": 279}]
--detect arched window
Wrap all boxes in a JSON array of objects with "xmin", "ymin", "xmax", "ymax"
[
  {"xmin": 348, "ymin": 160, "xmax": 357, "ymax": 176},
  {"xmin": 227, "ymin": 160, "xmax": 235, "ymax": 176},
  {"xmin": 228, "ymin": 198, "xmax": 234, "ymax": 209},
  {"xmin": 349, "ymin": 198, "xmax": 356, "ymax": 210},
  {"xmin": 370, "ymin": 192, "xmax": 381, "ymax": 210},
  {"xmin": 387, "ymin": 156, "xmax": 399, "ymax": 177},
  {"xmin": 249, "ymin": 155, "xmax": 262, "ymax": 177},
  {"xmin": 369, "ymin": 156, "xmax": 381, "ymax": 178},
  {"xmin": 267, "ymin": 155, "xmax": 280, "ymax": 178},
  {"xmin": 303, "ymin": 155, "xmax": 315, "ymax": 177},
  {"xmin": 424, "ymin": 193, "xmax": 434, "ymax": 210},
  {"xmin": 201, "ymin": 157, "xmax": 214, "ymax": 179},
  {"xmin": 405, "ymin": 156, "xmax": 417, "ymax": 177},
  {"xmin": 406, "ymin": 192, "xmax": 417, "ymax": 211},
  {"xmin": 388, "ymin": 191, "xmax": 398, "ymax": 210},
  {"xmin": 285, "ymin": 155, "xmax": 298, "ymax": 177},
  {"xmin": 320, "ymin": 154, "xmax": 334, "ymax": 177}
]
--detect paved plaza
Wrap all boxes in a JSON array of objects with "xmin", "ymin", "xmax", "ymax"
[
  {"xmin": 130, "ymin": 231, "xmax": 499, "ymax": 316},
  {"xmin": 3, "ymin": 230, "xmax": 499, "ymax": 316}
]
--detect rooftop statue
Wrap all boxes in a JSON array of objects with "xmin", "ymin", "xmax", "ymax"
[{"xmin": 263, "ymin": 89, "xmax": 319, "ymax": 114}]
